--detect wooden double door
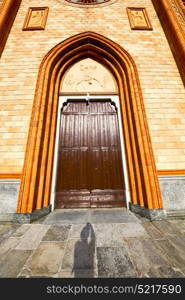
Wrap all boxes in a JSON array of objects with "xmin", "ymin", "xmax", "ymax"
[{"xmin": 55, "ymin": 100, "xmax": 126, "ymax": 208}]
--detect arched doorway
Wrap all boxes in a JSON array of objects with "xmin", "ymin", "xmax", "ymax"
[
  {"xmin": 17, "ymin": 32, "xmax": 163, "ymax": 217},
  {"xmin": 51, "ymin": 58, "xmax": 129, "ymax": 209},
  {"xmin": 55, "ymin": 99, "xmax": 126, "ymax": 209}
]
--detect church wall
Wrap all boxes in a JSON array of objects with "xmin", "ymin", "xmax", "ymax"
[{"xmin": 0, "ymin": 0, "xmax": 185, "ymax": 175}]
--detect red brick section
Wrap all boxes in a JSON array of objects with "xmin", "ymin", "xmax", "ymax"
[
  {"xmin": 0, "ymin": 0, "xmax": 22, "ymax": 57},
  {"xmin": 152, "ymin": 0, "xmax": 185, "ymax": 85}
]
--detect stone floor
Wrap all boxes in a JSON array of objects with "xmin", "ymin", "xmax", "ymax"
[{"xmin": 0, "ymin": 208, "xmax": 185, "ymax": 278}]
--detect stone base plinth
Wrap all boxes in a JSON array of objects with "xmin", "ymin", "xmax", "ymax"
[
  {"xmin": 13, "ymin": 205, "xmax": 52, "ymax": 224},
  {"xmin": 159, "ymin": 175, "xmax": 185, "ymax": 212},
  {"xmin": 129, "ymin": 203, "xmax": 166, "ymax": 220},
  {"xmin": 0, "ymin": 179, "xmax": 20, "ymax": 214}
]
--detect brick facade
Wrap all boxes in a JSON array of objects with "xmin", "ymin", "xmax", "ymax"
[{"xmin": 0, "ymin": 0, "xmax": 185, "ymax": 174}]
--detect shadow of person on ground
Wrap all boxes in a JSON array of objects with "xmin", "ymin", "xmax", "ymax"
[{"xmin": 72, "ymin": 222, "xmax": 95, "ymax": 278}]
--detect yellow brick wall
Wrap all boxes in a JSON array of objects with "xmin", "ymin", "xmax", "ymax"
[{"xmin": 0, "ymin": 0, "xmax": 185, "ymax": 173}]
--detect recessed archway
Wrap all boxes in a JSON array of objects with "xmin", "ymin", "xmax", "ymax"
[{"xmin": 17, "ymin": 31, "xmax": 163, "ymax": 216}]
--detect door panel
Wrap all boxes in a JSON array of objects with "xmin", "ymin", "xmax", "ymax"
[{"xmin": 55, "ymin": 100, "xmax": 126, "ymax": 208}]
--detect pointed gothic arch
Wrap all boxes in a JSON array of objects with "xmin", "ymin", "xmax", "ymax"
[{"xmin": 17, "ymin": 31, "xmax": 163, "ymax": 215}]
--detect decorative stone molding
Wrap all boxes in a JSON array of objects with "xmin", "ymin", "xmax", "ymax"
[
  {"xmin": 127, "ymin": 7, "xmax": 153, "ymax": 30},
  {"xmin": 0, "ymin": 173, "xmax": 21, "ymax": 179},
  {"xmin": 152, "ymin": 0, "xmax": 185, "ymax": 85},
  {"xmin": 170, "ymin": 0, "xmax": 185, "ymax": 31},
  {"xmin": 158, "ymin": 169, "xmax": 185, "ymax": 175},
  {"xmin": 61, "ymin": 58, "xmax": 117, "ymax": 93},
  {"xmin": 22, "ymin": 7, "xmax": 49, "ymax": 31}
]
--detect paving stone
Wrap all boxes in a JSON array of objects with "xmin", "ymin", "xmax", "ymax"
[
  {"xmin": 0, "ymin": 209, "xmax": 185, "ymax": 278},
  {"xmin": 165, "ymin": 235, "xmax": 185, "ymax": 259},
  {"xmin": 61, "ymin": 239, "xmax": 96, "ymax": 273},
  {"xmin": 73, "ymin": 269, "xmax": 96, "ymax": 278},
  {"xmin": 168, "ymin": 220, "xmax": 185, "ymax": 234},
  {"xmin": 142, "ymin": 222, "xmax": 165, "ymax": 240},
  {"xmin": 152, "ymin": 220, "xmax": 180, "ymax": 236},
  {"xmin": 142, "ymin": 265, "xmax": 184, "ymax": 278},
  {"xmin": 0, "ymin": 237, "xmax": 20, "ymax": 258},
  {"xmin": 69, "ymin": 223, "xmax": 96, "ymax": 240},
  {"xmin": 0, "ymin": 249, "xmax": 32, "ymax": 278},
  {"xmin": 23, "ymin": 242, "xmax": 65, "ymax": 277},
  {"xmin": 19, "ymin": 275, "xmax": 53, "ymax": 278},
  {"xmin": 120, "ymin": 222, "xmax": 149, "ymax": 238},
  {"xmin": 12, "ymin": 224, "xmax": 31, "ymax": 238},
  {"xmin": 0, "ymin": 224, "xmax": 20, "ymax": 243},
  {"xmin": 58, "ymin": 270, "xmax": 74, "ymax": 278},
  {"xmin": 58, "ymin": 269, "xmax": 97, "ymax": 278},
  {"xmin": 33, "ymin": 215, "xmax": 48, "ymax": 224},
  {"xmin": 91, "ymin": 209, "xmax": 140, "ymax": 223},
  {"xmin": 0, "ymin": 225, "xmax": 17, "ymax": 236},
  {"xmin": 97, "ymin": 247, "xmax": 137, "ymax": 277},
  {"xmin": 94, "ymin": 223, "xmax": 149, "ymax": 246},
  {"xmin": 43, "ymin": 210, "xmax": 91, "ymax": 225},
  {"xmin": 123, "ymin": 238, "xmax": 171, "ymax": 277},
  {"xmin": 93, "ymin": 224, "xmax": 124, "ymax": 247},
  {"xmin": 142, "ymin": 268, "xmax": 161, "ymax": 278},
  {"xmin": 155, "ymin": 266, "xmax": 184, "ymax": 278},
  {"xmin": 70, "ymin": 223, "xmax": 148, "ymax": 248},
  {"xmin": 153, "ymin": 239, "xmax": 185, "ymax": 271},
  {"xmin": 133, "ymin": 214, "xmax": 151, "ymax": 224},
  {"xmin": 42, "ymin": 225, "xmax": 71, "ymax": 241},
  {"xmin": 15, "ymin": 224, "xmax": 50, "ymax": 250}
]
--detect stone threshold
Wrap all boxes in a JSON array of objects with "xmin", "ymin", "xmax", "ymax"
[{"xmin": 1, "ymin": 205, "xmax": 185, "ymax": 223}]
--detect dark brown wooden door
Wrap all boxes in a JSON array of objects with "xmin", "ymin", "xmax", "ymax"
[{"xmin": 55, "ymin": 101, "xmax": 126, "ymax": 208}]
